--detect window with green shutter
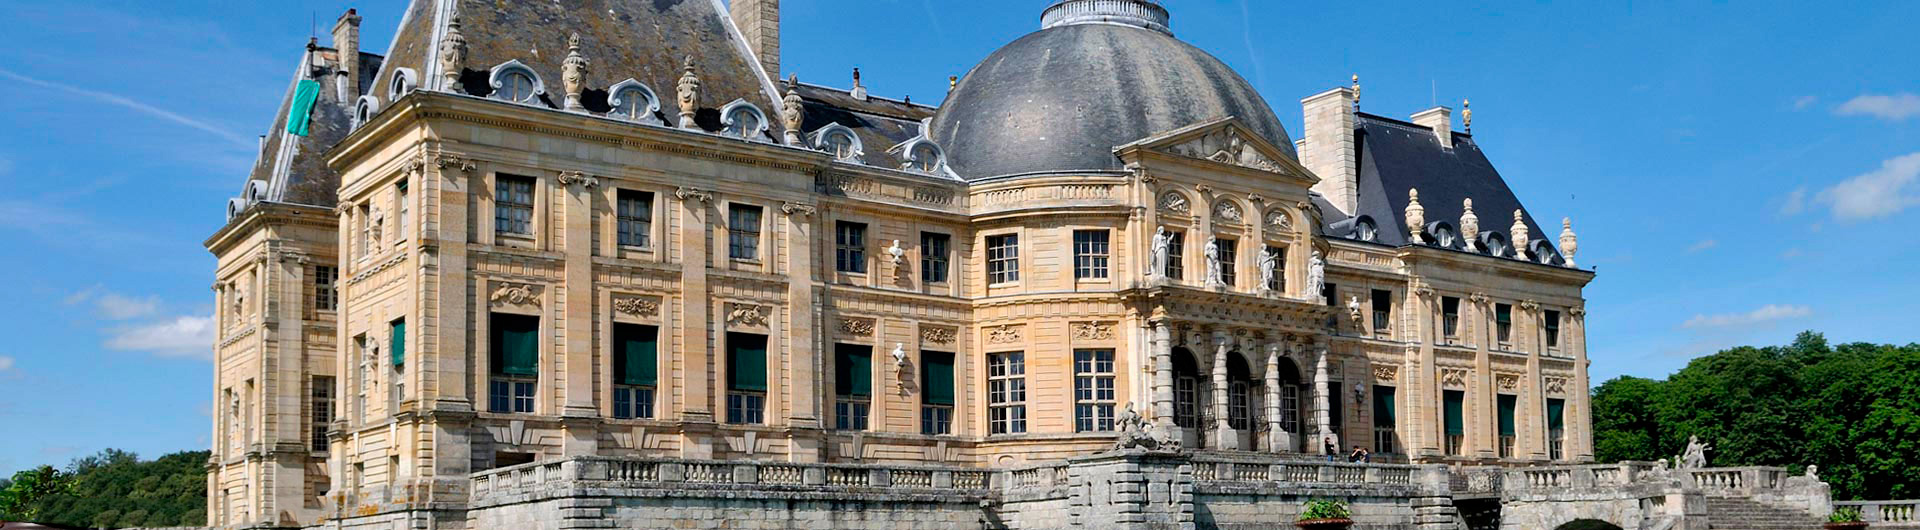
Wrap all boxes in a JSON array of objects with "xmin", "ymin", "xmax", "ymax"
[
  {"xmin": 1443, "ymin": 390, "xmax": 1464, "ymax": 436},
  {"xmin": 1547, "ymin": 397, "xmax": 1567, "ymax": 460},
  {"xmin": 922, "ymin": 351, "xmax": 955, "ymax": 406},
  {"xmin": 613, "ymin": 324, "xmax": 657, "ymax": 387},
  {"xmin": 490, "ymin": 313, "xmax": 540, "ymax": 376},
  {"xmin": 727, "ymin": 333, "xmax": 767, "ymax": 392},
  {"xmin": 1498, "ymin": 395, "xmax": 1517, "ymax": 436},
  {"xmin": 1373, "ymin": 386, "xmax": 1396, "ymax": 427},
  {"xmin": 389, "ymin": 319, "xmax": 406, "ymax": 367},
  {"xmin": 835, "ymin": 344, "xmax": 872, "ymax": 397}
]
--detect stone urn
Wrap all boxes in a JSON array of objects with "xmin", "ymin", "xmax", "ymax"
[
  {"xmin": 1823, "ymin": 523, "xmax": 1868, "ymax": 530},
  {"xmin": 1294, "ymin": 518, "xmax": 1354, "ymax": 530}
]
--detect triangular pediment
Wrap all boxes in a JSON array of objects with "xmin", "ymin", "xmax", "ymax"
[{"xmin": 1118, "ymin": 116, "xmax": 1306, "ymax": 177}]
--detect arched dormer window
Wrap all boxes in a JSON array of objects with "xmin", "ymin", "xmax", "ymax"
[
  {"xmin": 387, "ymin": 68, "xmax": 418, "ymax": 101},
  {"xmin": 720, "ymin": 99, "xmax": 769, "ymax": 141},
  {"xmin": 1352, "ymin": 216, "xmax": 1378, "ymax": 242},
  {"xmin": 895, "ymin": 138, "xmax": 947, "ymax": 174},
  {"xmin": 809, "ymin": 123, "xmax": 863, "ymax": 162},
  {"xmin": 352, "ymin": 95, "xmax": 380, "ymax": 130},
  {"xmin": 1529, "ymin": 240, "xmax": 1559, "ymax": 265},
  {"xmin": 244, "ymin": 180, "xmax": 268, "ymax": 204},
  {"xmin": 1480, "ymin": 232, "xmax": 1510, "ymax": 258},
  {"xmin": 606, "ymin": 79, "xmax": 662, "ymax": 125},
  {"xmin": 227, "ymin": 197, "xmax": 247, "ymax": 221},
  {"xmin": 1426, "ymin": 221, "xmax": 1457, "ymax": 248},
  {"xmin": 488, "ymin": 60, "xmax": 544, "ymax": 105}
]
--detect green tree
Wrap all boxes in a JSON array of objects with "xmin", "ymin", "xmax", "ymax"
[
  {"xmin": 1590, "ymin": 376, "xmax": 1665, "ymax": 463},
  {"xmin": 0, "ymin": 449, "xmax": 209, "ymax": 527}
]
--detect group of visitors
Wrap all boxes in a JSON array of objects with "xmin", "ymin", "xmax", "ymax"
[{"xmin": 1323, "ymin": 437, "xmax": 1370, "ymax": 463}]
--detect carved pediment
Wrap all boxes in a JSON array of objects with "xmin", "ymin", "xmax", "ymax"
[{"xmin": 1123, "ymin": 117, "xmax": 1303, "ymax": 177}]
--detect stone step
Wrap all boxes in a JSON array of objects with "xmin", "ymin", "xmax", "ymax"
[{"xmin": 1705, "ymin": 497, "xmax": 1822, "ymax": 530}]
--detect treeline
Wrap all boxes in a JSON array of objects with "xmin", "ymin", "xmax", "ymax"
[
  {"xmin": 0, "ymin": 449, "xmax": 208, "ymax": 528},
  {"xmin": 1592, "ymin": 332, "xmax": 1920, "ymax": 500}
]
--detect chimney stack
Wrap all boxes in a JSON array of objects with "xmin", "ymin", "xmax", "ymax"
[
  {"xmin": 730, "ymin": 0, "xmax": 780, "ymax": 77},
  {"xmin": 332, "ymin": 8, "xmax": 362, "ymax": 99},
  {"xmin": 1411, "ymin": 106, "xmax": 1453, "ymax": 149},
  {"xmin": 1299, "ymin": 80, "xmax": 1360, "ymax": 215}
]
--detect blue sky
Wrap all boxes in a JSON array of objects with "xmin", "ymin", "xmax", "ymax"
[{"xmin": 0, "ymin": 0, "xmax": 1915, "ymax": 475}]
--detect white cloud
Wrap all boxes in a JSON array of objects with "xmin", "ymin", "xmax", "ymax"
[
  {"xmin": 1681, "ymin": 304, "xmax": 1812, "ymax": 329},
  {"xmin": 0, "ymin": 67, "xmax": 252, "ymax": 148},
  {"xmin": 1793, "ymin": 95, "xmax": 1818, "ymax": 110},
  {"xmin": 1836, "ymin": 93, "xmax": 1920, "ymax": 121},
  {"xmin": 94, "ymin": 293, "xmax": 159, "ymax": 320},
  {"xmin": 1686, "ymin": 239, "xmax": 1717, "ymax": 253},
  {"xmin": 1780, "ymin": 187, "xmax": 1806, "ymax": 216},
  {"xmin": 105, "ymin": 315, "xmax": 215, "ymax": 359},
  {"xmin": 1815, "ymin": 152, "xmax": 1920, "ymax": 221},
  {"xmin": 0, "ymin": 356, "xmax": 14, "ymax": 373}
]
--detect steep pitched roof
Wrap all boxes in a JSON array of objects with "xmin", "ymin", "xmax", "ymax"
[
  {"xmin": 1343, "ymin": 112, "xmax": 1564, "ymax": 263},
  {"xmin": 792, "ymin": 83, "xmax": 936, "ymax": 171},
  {"xmin": 238, "ymin": 45, "xmax": 384, "ymax": 210},
  {"xmin": 373, "ymin": 0, "xmax": 788, "ymax": 138}
]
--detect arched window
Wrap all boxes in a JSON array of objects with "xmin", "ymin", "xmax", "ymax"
[
  {"xmin": 1483, "ymin": 232, "xmax": 1510, "ymax": 257},
  {"xmin": 825, "ymin": 132, "xmax": 857, "ymax": 159},
  {"xmin": 606, "ymin": 79, "xmax": 661, "ymax": 124},
  {"xmin": 720, "ymin": 99, "xmax": 769, "ymax": 140},
  {"xmin": 810, "ymin": 123, "xmax": 863, "ymax": 162},
  {"xmin": 1427, "ymin": 221, "xmax": 1457, "ymax": 248},
  {"xmin": 1354, "ymin": 217, "xmax": 1378, "ymax": 242},
  {"xmin": 488, "ymin": 60, "xmax": 544, "ymax": 105},
  {"xmin": 351, "ymin": 95, "xmax": 379, "ymax": 130},
  {"xmin": 387, "ymin": 68, "xmax": 418, "ymax": 101}
]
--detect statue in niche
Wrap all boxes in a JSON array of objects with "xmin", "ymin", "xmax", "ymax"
[
  {"xmin": 1259, "ymin": 247, "xmax": 1279, "ymax": 295},
  {"xmin": 1679, "ymin": 435, "xmax": 1712, "ymax": 469},
  {"xmin": 1203, "ymin": 238, "xmax": 1222, "ymax": 287},
  {"xmin": 1148, "ymin": 227, "xmax": 1170, "ymax": 279},
  {"xmin": 1307, "ymin": 249, "xmax": 1325, "ymax": 296}
]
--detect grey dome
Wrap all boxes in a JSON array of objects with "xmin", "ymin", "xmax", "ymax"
[{"xmin": 930, "ymin": 21, "xmax": 1294, "ymax": 181}]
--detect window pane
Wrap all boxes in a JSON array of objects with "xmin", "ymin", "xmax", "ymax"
[
  {"xmin": 836, "ymin": 222, "xmax": 868, "ymax": 273},
  {"xmin": 987, "ymin": 234, "xmax": 1019, "ymax": 284},
  {"xmin": 1215, "ymin": 238, "xmax": 1237, "ymax": 287},
  {"xmin": 728, "ymin": 205, "xmax": 763, "ymax": 260},
  {"xmin": 1165, "ymin": 231, "xmax": 1185, "ymax": 280},
  {"xmin": 1073, "ymin": 230, "xmax": 1110, "ymax": 279},
  {"xmin": 920, "ymin": 232, "xmax": 950, "ymax": 284},
  {"xmin": 495, "ymin": 176, "xmax": 535, "ymax": 236},
  {"xmin": 617, "ymin": 190, "xmax": 653, "ymax": 247}
]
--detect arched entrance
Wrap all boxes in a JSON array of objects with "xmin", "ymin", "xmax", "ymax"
[
  {"xmin": 1553, "ymin": 520, "xmax": 1624, "ymax": 530},
  {"xmin": 1226, "ymin": 351, "xmax": 1262, "ymax": 450},
  {"xmin": 1171, "ymin": 347, "xmax": 1204, "ymax": 448},
  {"xmin": 1275, "ymin": 356, "xmax": 1304, "ymax": 452}
]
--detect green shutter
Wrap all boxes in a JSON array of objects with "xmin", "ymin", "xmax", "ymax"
[
  {"xmin": 1443, "ymin": 390, "xmax": 1464, "ymax": 435},
  {"xmin": 287, "ymin": 80, "xmax": 322, "ymax": 137},
  {"xmin": 1326, "ymin": 381, "xmax": 1343, "ymax": 428},
  {"xmin": 1497, "ymin": 305, "xmax": 1513, "ymax": 324},
  {"xmin": 922, "ymin": 351, "xmax": 955, "ymax": 406},
  {"xmin": 1373, "ymin": 386, "xmax": 1396, "ymax": 427},
  {"xmin": 1546, "ymin": 398, "xmax": 1566, "ymax": 431},
  {"xmin": 727, "ymin": 333, "xmax": 767, "ymax": 392},
  {"xmin": 491, "ymin": 314, "xmax": 539, "ymax": 376},
  {"xmin": 835, "ymin": 344, "xmax": 873, "ymax": 397},
  {"xmin": 1498, "ymin": 394, "xmax": 1517, "ymax": 436},
  {"xmin": 390, "ymin": 319, "xmax": 406, "ymax": 367},
  {"xmin": 615, "ymin": 324, "xmax": 658, "ymax": 386}
]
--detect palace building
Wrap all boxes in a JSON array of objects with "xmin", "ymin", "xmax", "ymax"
[{"xmin": 204, "ymin": 0, "xmax": 1595, "ymax": 527}]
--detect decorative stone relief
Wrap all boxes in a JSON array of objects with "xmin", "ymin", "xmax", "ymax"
[
  {"xmin": 1169, "ymin": 127, "xmax": 1283, "ymax": 172},
  {"xmin": 1543, "ymin": 376, "xmax": 1568, "ymax": 396},
  {"xmin": 725, "ymin": 303, "xmax": 767, "ymax": 328},
  {"xmin": 840, "ymin": 317, "xmax": 875, "ymax": 336},
  {"xmin": 1520, "ymin": 299, "xmax": 1541, "ymax": 313},
  {"xmin": 434, "ymin": 155, "xmax": 476, "ymax": 173},
  {"xmin": 1372, "ymin": 364, "xmax": 1398, "ymax": 382},
  {"xmin": 1158, "ymin": 192, "xmax": 1190, "ymax": 213},
  {"xmin": 1495, "ymin": 373, "xmax": 1520, "ymax": 391},
  {"xmin": 920, "ymin": 326, "xmax": 956, "ymax": 344},
  {"xmin": 1440, "ymin": 367, "xmax": 1469, "ymax": 389},
  {"xmin": 557, "ymin": 171, "xmax": 598, "ymax": 188},
  {"xmin": 612, "ymin": 296, "xmax": 660, "ymax": 317},
  {"xmin": 675, "ymin": 187, "xmax": 713, "ymax": 203},
  {"xmin": 1265, "ymin": 209, "xmax": 1292, "ymax": 231},
  {"xmin": 1071, "ymin": 321, "xmax": 1114, "ymax": 341},
  {"xmin": 1213, "ymin": 201, "xmax": 1242, "ymax": 223},
  {"xmin": 780, "ymin": 201, "xmax": 816, "ymax": 217},
  {"xmin": 986, "ymin": 325, "xmax": 1022, "ymax": 345},
  {"xmin": 490, "ymin": 283, "xmax": 541, "ymax": 308}
]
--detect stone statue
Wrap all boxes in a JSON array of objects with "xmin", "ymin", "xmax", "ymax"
[
  {"xmin": 1307, "ymin": 249, "xmax": 1325, "ymax": 296},
  {"xmin": 1112, "ymin": 402, "xmax": 1180, "ymax": 452},
  {"xmin": 1258, "ymin": 247, "xmax": 1278, "ymax": 294},
  {"xmin": 1148, "ymin": 227, "xmax": 1169, "ymax": 279},
  {"xmin": 1203, "ymin": 238, "xmax": 1222, "ymax": 287},
  {"xmin": 1680, "ymin": 435, "xmax": 1712, "ymax": 469},
  {"xmin": 1645, "ymin": 458, "xmax": 1673, "ymax": 483},
  {"xmin": 1805, "ymin": 465, "xmax": 1818, "ymax": 480},
  {"xmin": 886, "ymin": 240, "xmax": 906, "ymax": 265}
]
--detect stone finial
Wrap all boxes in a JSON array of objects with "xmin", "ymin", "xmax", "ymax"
[
  {"xmin": 676, "ymin": 56, "xmax": 701, "ymax": 129},
  {"xmin": 561, "ymin": 32, "xmax": 590, "ymax": 111},
  {"xmin": 1510, "ymin": 209, "xmax": 1530, "ymax": 255},
  {"xmin": 438, "ymin": 15, "xmax": 469, "ymax": 91},
  {"xmin": 781, "ymin": 74, "xmax": 804, "ymax": 145},
  {"xmin": 1462, "ymin": 98, "xmax": 1473, "ymax": 134},
  {"xmin": 1405, "ymin": 188, "xmax": 1425, "ymax": 242},
  {"xmin": 1559, "ymin": 217, "xmax": 1578, "ymax": 267},
  {"xmin": 949, "ymin": 75, "xmax": 958, "ymax": 92},
  {"xmin": 1460, "ymin": 198, "xmax": 1479, "ymax": 244},
  {"xmin": 851, "ymin": 67, "xmax": 867, "ymax": 101},
  {"xmin": 1351, "ymin": 74, "xmax": 1361, "ymax": 110}
]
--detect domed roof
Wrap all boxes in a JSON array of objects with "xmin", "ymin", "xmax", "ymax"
[{"xmin": 930, "ymin": 1, "xmax": 1294, "ymax": 181}]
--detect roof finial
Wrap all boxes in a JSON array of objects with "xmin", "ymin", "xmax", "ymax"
[
  {"xmin": 1559, "ymin": 217, "xmax": 1578, "ymax": 267},
  {"xmin": 676, "ymin": 56, "xmax": 701, "ymax": 129},
  {"xmin": 949, "ymin": 75, "xmax": 958, "ymax": 92},
  {"xmin": 1405, "ymin": 188, "xmax": 1426, "ymax": 242},
  {"xmin": 851, "ymin": 67, "xmax": 867, "ymax": 101},
  {"xmin": 1462, "ymin": 98, "xmax": 1472, "ymax": 134},
  {"xmin": 781, "ymin": 74, "xmax": 804, "ymax": 146},
  {"xmin": 1459, "ymin": 198, "xmax": 1479, "ymax": 245},
  {"xmin": 1351, "ymin": 74, "xmax": 1361, "ymax": 111},
  {"xmin": 1510, "ymin": 209, "xmax": 1530, "ymax": 257},
  {"xmin": 438, "ymin": 14, "xmax": 468, "ymax": 92},
  {"xmin": 561, "ymin": 32, "xmax": 590, "ymax": 111}
]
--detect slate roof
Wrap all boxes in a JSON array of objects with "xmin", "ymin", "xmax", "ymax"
[
  {"xmin": 237, "ymin": 44, "xmax": 384, "ymax": 210},
  {"xmin": 1340, "ymin": 112, "xmax": 1565, "ymax": 264},
  {"xmin": 372, "ymin": 0, "xmax": 788, "ymax": 140},
  {"xmin": 792, "ymin": 83, "xmax": 937, "ymax": 172}
]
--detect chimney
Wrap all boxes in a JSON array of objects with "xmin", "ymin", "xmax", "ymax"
[
  {"xmin": 1299, "ymin": 82, "xmax": 1360, "ymax": 215},
  {"xmin": 332, "ymin": 8, "xmax": 362, "ymax": 99},
  {"xmin": 730, "ymin": 0, "xmax": 780, "ymax": 77},
  {"xmin": 1410, "ymin": 106, "xmax": 1453, "ymax": 148}
]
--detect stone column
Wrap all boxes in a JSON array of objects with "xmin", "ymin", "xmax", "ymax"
[
  {"xmin": 782, "ymin": 203, "xmax": 822, "ymax": 462},
  {"xmin": 558, "ymin": 173, "xmax": 598, "ymax": 420},
  {"xmin": 676, "ymin": 188, "xmax": 716, "ymax": 441},
  {"xmin": 1311, "ymin": 343, "xmax": 1333, "ymax": 454},
  {"xmin": 1210, "ymin": 330, "xmax": 1237, "ymax": 450},
  {"xmin": 1263, "ymin": 343, "xmax": 1285, "ymax": 452},
  {"xmin": 1151, "ymin": 321, "xmax": 1175, "ymax": 429}
]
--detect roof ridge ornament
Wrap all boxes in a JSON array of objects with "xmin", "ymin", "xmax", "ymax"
[
  {"xmin": 1040, "ymin": 0, "xmax": 1172, "ymax": 36},
  {"xmin": 1405, "ymin": 189, "xmax": 1425, "ymax": 242},
  {"xmin": 561, "ymin": 32, "xmax": 590, "ymax": 111},
  {"xmin": 851, "ymin": 67, "xmax": 867, "ymax": 101},
  {"xmin": 438, "ymin": 14, "xmax": 468, "ymax": 92},
  {"xmin": 1352, "ymin": 74, "xmax": 1362, "ymax": 111},
  {"xmin": 1510, "ymin": 209, "xmax": 1530, "ymax": 257},
  {"xmin": 781, "ymin": 74, "xmax": 804, "ymax": 145},
  {"xmin": 1462, "ymin": 98, "xmax": 1472, "ymax": 134},
  {"xmin": 1460, "ymin": 198, "xmax": 1479, "ymax": 246},
  {"xmin": 1559, "ymin": 217, "xmax": 1578, "ymax": 267},
  {"xmin": 676, "ymin": 56, "xmax": 701, "ymax": 129}
]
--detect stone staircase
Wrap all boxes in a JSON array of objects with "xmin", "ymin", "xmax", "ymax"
[{"xmin": 1707, "ymin": 497, "xmax": 1824, "ymax": 529}]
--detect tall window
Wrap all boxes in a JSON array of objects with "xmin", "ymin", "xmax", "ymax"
[
  {"xmin": 1371, "ymin": 289, "xmax": 1393, "ymax": 332},
  {"xmin": 834, "ymin": 344, "xmax": 873, "ymax": 430},
  {"xmin": 1323, "ymin": 282, "xmax": 1339, "ymax": 329},
  {"xmin": 612, "ymin": 324, "xmax": 658, "ymax": 420},
  {"xmin": 1495, "ymin": 303, "xmax": 1514, "ymax": 345},
  {"xmin": 1280, "ymin": 383, "xmax": 1300, "ymax": 435},
  {"xmin": 1547, "ymin": 398, "xmax": 1566, "ymax": 460},
  {"xmin": 726, "ymin": 333, "xmax": 768, "ymax": 424},
  {"xmin": 314, "ymin": 265, "xmax": 337, "ymax": 311},
  {"xmin": 395, "ymin": 180, "xmax": 409, "ymax": 243},
  {"xmin": 987, "ymin": 352, "xmax": 1027, "ymax": 435},
  {"xmin": 311, "ymin": 376, "xmax": 334, "ymax": 452},
  {"xmin": 390, "ymin": 319, "xmax": 406, "ymax": 368},
  {"xmin": 1443, "ymin": 390, "xmax": 1465, "ymax": 456},
  {"xmin": 1174, "ymin": 373, "xmax": 1198, "ymax": 429},
  {"xmin": 616, "ymin": 190, "xmax": 653, "ymax": 248},
  {"xmin": 920, "ymin": 232, "xmax": 950, "ymax": 284},
  {"xmin": 1327, "ymin": 380, "xmax": 1344, "ymax": 438},
  {"xmin": 1073, "ymin": 230, "xmax": 1110, "ymax": 280},
  {"xmin": 835, "ymin": 221, "xmax": 868, "ymax": 273},
  {"xmin": 1214, "ymin": 238, "xmax": 1237, "ymax": 287},
  {"xmin": 1228, "ymin": 381, "xmax": 1251, "ymax": 430},
  {"xmin": 1497, "ymin": 394, "xmax": 1517, "ymax": 458},
  {"xmin": 986, "ymin": 234, "xmax": 1020, "ymax": 284},
  {"xmin": 1373, "ymin": 385, "xmax": 1397, "ymax": 454},
  {"xmin": 921, "ymin": 350, "xmax": 955, "ymax": 435},
  {"xmin": 488, "ymin": 313, "xmax": 539, "ymax": 414},
  {"xmin": 1164, "ymin": 230, "xmax": 1185, "ymax": 280},
  {"xmin": 495, "ymin": 175, "xmax": 535, "ymax": 236},
  {"xmin": 1545, "ymin": 309, "xmax": 1562, "ymax": 350},
  {"xmin": 1264, "ymin": 245, "xmax": 1286, "ymax": 292},
  {"xmin": 1073, "ymin": 349, "xmax": 1116, "ymax": 432},
  {"xmin": 1442, "ymin": 296, "xmax": 1461, "ymax": 339},
  {"xmin": 728, "ymin": 204, "xmax": 763, "ymax": 260}
]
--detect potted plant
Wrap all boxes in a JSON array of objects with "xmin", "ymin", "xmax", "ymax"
[
  {"xmin": 1296, "ymin": 499, "xmax": 1354, "ymax": 529},
  {"xmin": 1825, "ymin": 507, "xmax": 1867, "ymax": 530}
]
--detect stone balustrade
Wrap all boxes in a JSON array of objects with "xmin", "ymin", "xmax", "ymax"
[
  {"xmin": 470, "ymin": 455, "xmax": 995, "ymax": 505},
  {"xmin": 1188, "ymin": 453, "xmax": 1434, "ymax": 492},
  {"xmin": 1835, "ymin": 500, "xmax": 1920, "ymax": 525}
]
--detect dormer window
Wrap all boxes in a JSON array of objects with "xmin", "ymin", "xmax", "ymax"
[
  {"xmin": 488, "ymin": 60, "xmax": 545, "ymax": 105},
  {"xmin": 387, "ymin": 68, "xmax": 418, "ymax": 101},
  {"xmin": 909, "ymin": 143, "xmax": 943, "ymax": 173},
  {"xmin": 810, "ymin": 123, "xmax": 864, "ymax": 162},
  {"xmin": 1484, "ymin": 233, "xmax": 1509, "ymax": 257},
  {"xmin": 1435, "ymin": 225, "xmax": 1456, "ymax": 248},
  {"xmin": 1354, "ymin": 218, "xmax": 1378, "ymax": 242},
  {"xmin": 351, "ymin": 95, "xmax": 379, "ymax": 130},
  {"xmin": 607, "ymin": 79, "xmax": 661, "ymax": 124},
  {"xmin": 720, "ymin": 99, "xmax": 769, "ymax": 141},
  {"xmin": 825, "ymin": 132, "xmax": 856, "ymax": 159},
  {"xmin": 498, "ymin": 73, "xmax": 536, "ymax": 102}
]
